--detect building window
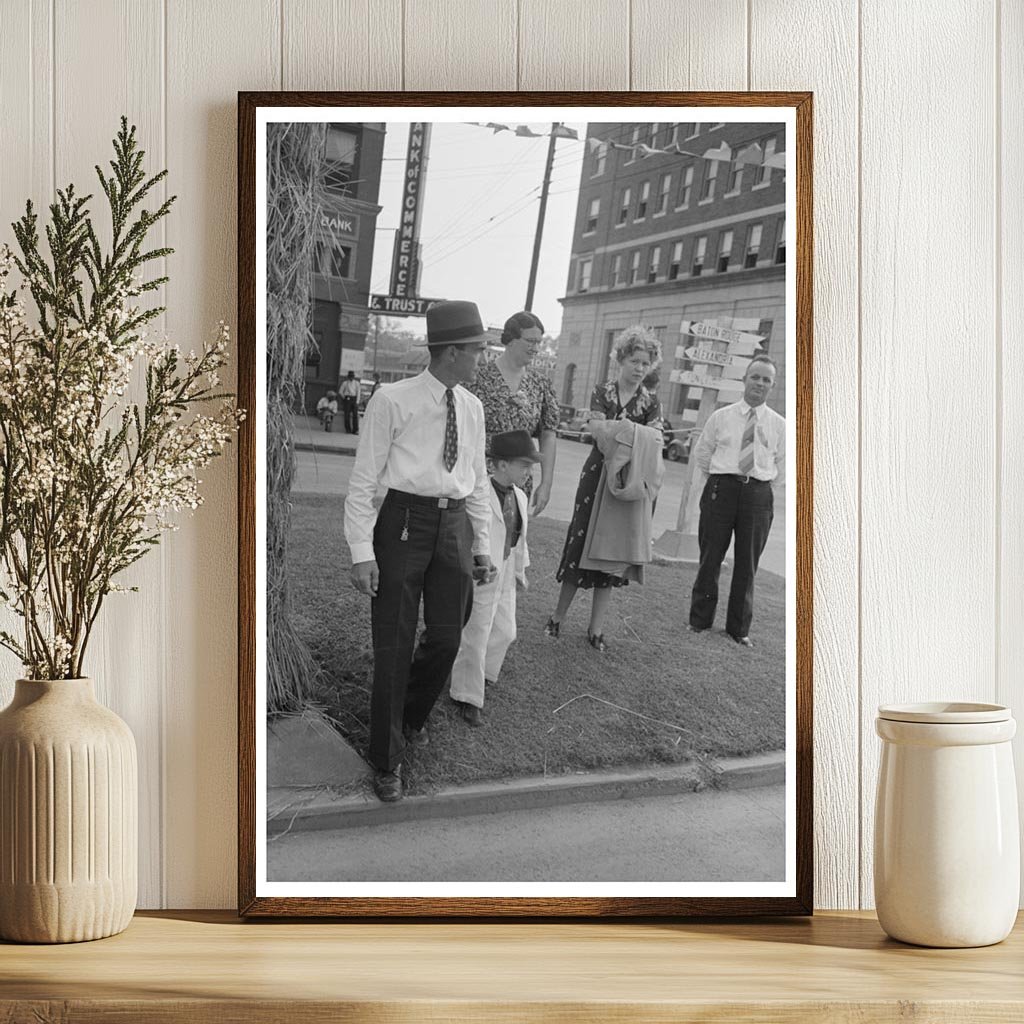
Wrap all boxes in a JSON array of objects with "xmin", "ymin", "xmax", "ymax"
[
  {"xmin": 584, "ymin": 198, "xmax": 600, "ymax": 234},
  {"xmin": 685, "ymin": 123, "xmax": 701, "ymax": 139},
  {"xmin": 611, "ymin": 253, "xmax": 622, "ymax": 285},
  {"xmin": 692, "ymin": 235, "xmax": 707, "ymax": 277},
  {"xmin": 656, "ymin": 173, "xmax": 671, "ymax": 214},
  {"xmin": 725, "ymin": 164, "xmax": 743, "ymax": 195},
  {"xmin": 629, "ymin": 250, "xmax": 641, "ymax": 285},
  {"xmin": 668, "ymin": 241, "xmax": 683, "ymax": 280},
  {"xmin": 745, "ymin": 223, "xmax": 763, "ymax": 268},
  {"xmin": 775, "ymin": 217, "xmax": 786, "ymax": 264},
  {"xmin": 700, "ymin": 160, "xmax": 719, "ymax": 202},
  {"xmin": 315, "ymin": 241, "xmax": 353, "ymax": 279},
  {"xmin": 647, "ymin": 246, "xmax": 661, "ymax": 283},
  {"xmin": 756, "ymin": 136, "xmax": 777, "ymax": 187},
  {"xmin": 577, "ymin": 258, "xmax": 593, "ymax": 293},
  {"xmin": 636, "ymin": 181, "xmax": 650, "ymax": 219},
  {"xmin": 617, "ymin": 187, "xmax": 631, "ymax": 225},
  {"xmin": 717, "ymin": 230, "xmax": 734, "ymax": 273},
  {"xmin": 678, "ymin": 165, "xmax": 694, "ymax": 208},
  {"xmin": 625, "ymin": 124, "xmax": 642, "ymax": 162},
  {"xmin": 593, "ymin": 146, "xmax": 606, "ymax": 176},
  {"xmin": 324, "ymin": 126, "xmax": 358, "ymax": 196}
]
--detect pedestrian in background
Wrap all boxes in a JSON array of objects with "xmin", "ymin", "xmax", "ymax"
[{"xmin": 339, "ymin": 370, "xmax": 360, "ymax": 434}]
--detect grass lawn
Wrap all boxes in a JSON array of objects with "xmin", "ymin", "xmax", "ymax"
[{"xmin": 284, "ymin": 492, "xmax": 786, "ymax": 796}]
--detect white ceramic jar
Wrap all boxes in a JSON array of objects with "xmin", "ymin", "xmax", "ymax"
[{"xmin": 874, "ymin": 702, "xmax": 1019, "ymax": 947}]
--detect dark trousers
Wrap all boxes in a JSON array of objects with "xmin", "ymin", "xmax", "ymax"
[
  {"xmin": 341, "ymin": 395, "xmax": 359, "ymax": 433},
  {"xmin": 689, "ymin": 475, "xmax": 774, "ymax": 639},
  {"xmin": 369, "ymin": 491, "xmax": 475, "ymax": 771}
]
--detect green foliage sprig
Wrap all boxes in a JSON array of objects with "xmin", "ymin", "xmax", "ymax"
[{"xmin": 0, "ymin": 117, "xmax": 241, "ymax": 679}]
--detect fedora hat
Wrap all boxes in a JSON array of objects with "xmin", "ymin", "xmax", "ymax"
[
  {"xmin": 489, "ymin": 429, "xmax": 541, "ymax": 463},
  {"xmin": 419, "ymin": 300, "xmax": 489, "ymax": 348}
]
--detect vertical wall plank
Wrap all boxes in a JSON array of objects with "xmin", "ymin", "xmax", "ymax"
[
  {"xmin": 283, "ymin": 0, "xmax": 402, "ymax": 90},
  {"xmin": 518, "ymin": 0, "xmax": 628, "ymax": 90},
  {"xmin": 750, "ymin": 0, "xmax": 860, "ymax": 910},
  {"xmin": 52, "ymin": 0, "xmax": 166, "ymax": 909},
  {"xmin": 860, "ymin": 0, "xmax": 997, "ymax": 908},
  {"xmin": 404, "ymin": 0, "xmax": 517, "ymax": 89},
  {"xmin": 0, "ymin": 2, "xmax": 53, "ymax": 699},
  {"xmin": 164, "ymin": 0, "xmax": 279, "ymax": 908},
  {"xmin": 631, "ymin": 0, "xmax": 747, "ymax": 90},
  {"xmin": 999, "ymin": 0, "xmax": 1024, "ymax": 903}
]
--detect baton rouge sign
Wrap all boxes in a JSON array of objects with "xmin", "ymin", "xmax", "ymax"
[{"xmin": 391, "ymin": 122, "xmax": 431, "ymax": 299}]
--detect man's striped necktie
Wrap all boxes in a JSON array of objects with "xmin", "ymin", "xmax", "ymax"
[{"xmin": 738, "ymin": 408, "xmax": 757, "ymax": 477}]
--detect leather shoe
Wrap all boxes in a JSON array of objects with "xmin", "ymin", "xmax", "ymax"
[
  {"xmin": 587, "ymin": 630, "xmax": 607, "ymax": 652},
  {"xmin": 373, "ymin": 766, "xmax": 403, "ymax": 802},
  {"xmin": 403, "ymin": 723, "xmax": 429, "ymax": 748},
  {"xmin": 688, "ymin": 624, "xmax": 709, "ymax": 634},
  {"xmin": 731, "ymin": 635, "xmax": 754, "ymax": 648},
  {"xmin": 544, "ymin": 617, "xmax": 560, "ymax": 638},
  {"xmin": 457, "ymin": 701, "xmax": 484, "ymax": 727}
]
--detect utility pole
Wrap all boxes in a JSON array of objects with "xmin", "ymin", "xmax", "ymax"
[{"xmin": 525, "ymin": 122, "xmax": 559, "ymax": 312}]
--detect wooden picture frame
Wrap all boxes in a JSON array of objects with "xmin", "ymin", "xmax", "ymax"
[{"xmin": 238, "ymin": 91, "xmax": 813, "ymax": 917}]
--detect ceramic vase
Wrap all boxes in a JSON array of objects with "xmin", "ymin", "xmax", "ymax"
[
  {"xmin": 0, "ymin": 678, "xmax": 137, "ymax": 943},
  {"xmin": 874, "ymin": 702, "xmax": 1019, "ymax": 948}
]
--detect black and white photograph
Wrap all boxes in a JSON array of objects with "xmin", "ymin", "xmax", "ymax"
[{"xmin": 243, "ymin": 98, "xmax": 809, "ymax": 912}]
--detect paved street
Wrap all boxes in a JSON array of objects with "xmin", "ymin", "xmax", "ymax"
[
  {"xmin": 292, "ymin": 435, "xmax": 787, "ymax": 577},
  {"xmin": 268, "ymin": 784, "xmax": 785, "ymax": 883}
]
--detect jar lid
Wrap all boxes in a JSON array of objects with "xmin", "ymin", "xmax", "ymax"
[{"xmin": 877, "ymin": 702, "xmax": 1011, "ymax": 724}]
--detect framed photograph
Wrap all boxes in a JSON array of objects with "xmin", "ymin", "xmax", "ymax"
[{"xmin": 238, "ymin": 91, "xmax": 812, "ymax": 916}]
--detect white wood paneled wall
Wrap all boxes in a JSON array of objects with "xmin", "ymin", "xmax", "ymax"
[{"xmin": 0, "ymin": 0, "xmax": 1018, "ymax": 910}]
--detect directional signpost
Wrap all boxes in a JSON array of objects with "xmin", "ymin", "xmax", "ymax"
[{"xmin": 654, "ymin": 318, "xmax": 765, "ymax": 563}]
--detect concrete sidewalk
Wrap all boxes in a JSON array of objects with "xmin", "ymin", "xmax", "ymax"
[{"xmin": 293, "ymin": 414, "xmax": 360, "ymax": 455}]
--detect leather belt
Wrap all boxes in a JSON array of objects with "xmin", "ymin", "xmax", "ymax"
[
  {"xmin": 387, "ymin": 489, "xmax": 466, "ymax": 510},
  {"xmin": 710, "ymin": 473, "xmax": 771, "ymax": 485}
]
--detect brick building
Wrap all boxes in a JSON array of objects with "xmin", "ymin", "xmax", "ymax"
[
  {"xmin": 307, "ymin": 122, "xmax": 385, "ymax": 411},
  {"xmin": 555, "ymin": 121, "xmax": 787, "ymax": 426}
]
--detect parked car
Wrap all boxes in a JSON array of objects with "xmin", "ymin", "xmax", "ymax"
[
  {"xmin": 556, "ymin": 408, "xmax": 593, "ymax": 442},
  {"xmin": 663, "ymin": 421, "xmax": 697, "ymax": 462}
]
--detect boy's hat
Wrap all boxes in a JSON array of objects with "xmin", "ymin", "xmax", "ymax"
[
  {"xmin": 489, "ymin": 429, "xmax": 541, "ymax": 463},
  {"xmin": 419, "ymin": 300, "xmax": 489, "ymax": 347}
]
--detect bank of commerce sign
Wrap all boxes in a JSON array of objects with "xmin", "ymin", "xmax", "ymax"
[{"xmin": 390, "ymin": 122, "xmax": 430, "ymax": 299}]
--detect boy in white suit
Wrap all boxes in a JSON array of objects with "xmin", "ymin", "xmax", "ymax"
[{"xmin": 449, "ymin": 430, "xmax": 538, "ymax": 726}]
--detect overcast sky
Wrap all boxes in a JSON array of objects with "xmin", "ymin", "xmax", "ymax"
[{"xmin": 368, "ymin": 122, "xmax": 586, "ymax": 339}]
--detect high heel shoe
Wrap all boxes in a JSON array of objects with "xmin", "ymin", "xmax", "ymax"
[
  {"xmin": 587, "ymin": 630, "xmax": 607, "ymax": 652},
  {"xmin": 544, "ymin": 617, "xmax": 560, "ymax": 638}
]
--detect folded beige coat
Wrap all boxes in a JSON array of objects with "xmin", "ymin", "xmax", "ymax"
[{"xmin": 579, "ymin": 420, "xmax": 665, "ymax": 578}]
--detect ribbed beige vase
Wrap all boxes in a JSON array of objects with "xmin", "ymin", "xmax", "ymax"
[{"xmin": 0, "ymin": 678, "xmax": 137, "ymax": 943}]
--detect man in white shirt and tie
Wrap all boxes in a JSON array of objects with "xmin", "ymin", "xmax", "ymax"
[
  {"xmin": 688, "ymin": 356, "xmax": 785, "ymax": 647},
  {"xmin": 344, "ymin": 300, "xmax": 496, "ymax": 802}
]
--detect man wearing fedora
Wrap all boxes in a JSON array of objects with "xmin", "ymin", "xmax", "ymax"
[
  {"xmin": 448, "ymin": 429, "xmax": 538, "ymax": 726},
  {"xmin": 344, "ymin": 300, "xmax": 497, "ymax": 802}
]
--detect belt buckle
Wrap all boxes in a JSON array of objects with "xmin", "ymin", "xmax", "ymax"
[
  {"xmin": 738, "ymin": 474, "xmax": 751, "ymax": 484},
  {"xmin": 437, "ymin": 497, "xmax": 449, "ymax": 509}
]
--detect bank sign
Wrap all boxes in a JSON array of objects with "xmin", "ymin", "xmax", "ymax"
[
  {"xmin": 390, "ymin": 122, "xmax": 431, "ymax": 298},
  {"xmin": 370, "ymin": 295, "xmax": 445, "ymax": 317},
  {"xmin": 320, "ymin": 211, "xmax": 359, "ymax": 239}
]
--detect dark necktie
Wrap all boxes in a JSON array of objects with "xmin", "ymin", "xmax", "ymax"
[{"xmin": 443, "ymin": 388, "xmax": 458, "ymax": 472}]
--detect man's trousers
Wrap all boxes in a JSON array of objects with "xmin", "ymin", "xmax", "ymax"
[
  {"xmin": 689, "ymin": 474, "xmax": 774, "ymax": 639},
  {"xmin": 448, "ymin": 549, "xmax": 517, "ymax": 709},
  {"xmin": 341, "ymin": 395, "xmax": 359, "ymax": 433},
  {"xmin": 369, "ymin": 490, "xmax": 474, "ymax": 772}
]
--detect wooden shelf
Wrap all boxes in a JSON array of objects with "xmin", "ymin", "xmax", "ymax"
[{"xmin": 2, "ymin": 910, "xmax": 1023, "ymax": 1021}]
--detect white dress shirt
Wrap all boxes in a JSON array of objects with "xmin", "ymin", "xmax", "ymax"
[
  {"xmin": 344, "ymin": 370, "xmax": 491, "ymax": 564},
  {"xmin": 693, "ymin": 399, "xmax": 786, "ymax": 483},
  {"xmin": 339, "ymin": 378, "xmax": 360, "ymax": 398}
]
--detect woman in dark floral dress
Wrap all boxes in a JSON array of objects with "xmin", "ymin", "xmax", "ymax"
[
  {"xmin": 467, "ymin": 311, "xmax": 559, "ymax": 513},
  {"xmin": 546, "ymin": 326, "xmax": 663, "ymax": 651}
]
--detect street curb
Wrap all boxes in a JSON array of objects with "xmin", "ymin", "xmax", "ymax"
[
  {"xmin": 267, "ymin": 751, "xmax": 785, "ymax": 836},
  {"xmin": 294, "ymin": 441, "xmax": 358, "ymax": 457}
]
